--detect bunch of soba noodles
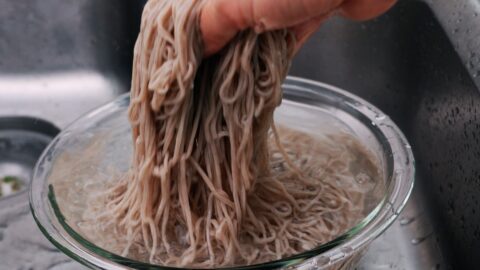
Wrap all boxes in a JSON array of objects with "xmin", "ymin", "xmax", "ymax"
[{"xmin": 80, "ymin": 0, "xmax": 378, "ymax": 267}]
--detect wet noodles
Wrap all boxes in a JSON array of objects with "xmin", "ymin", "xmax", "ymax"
[{"xmin": 79, "ymin": 0, "xmax": 379, "ymax": 267}]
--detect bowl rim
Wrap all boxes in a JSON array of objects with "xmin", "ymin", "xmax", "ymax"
[{"xmin": 29, "ymin": 76, "xmax": 415, "ymax": 270}]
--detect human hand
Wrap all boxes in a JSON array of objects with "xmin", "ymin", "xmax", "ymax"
[{"xmin": 200, "ymin": 0, "xmax": 397, "ymax": 56}]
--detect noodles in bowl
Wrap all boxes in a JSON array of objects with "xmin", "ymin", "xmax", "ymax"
[
  {"xmin": 30, "ymin": 0, "xmax": 414, "ymax": 268},
  {"xmin": 50, "ymin": 123, "xmax": 384, "ymax": 267},
  {"xmin": 31, "ymin": 78, "xmax": 414, "ymax": 270}
]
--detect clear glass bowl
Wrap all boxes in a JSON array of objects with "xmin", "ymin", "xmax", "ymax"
[{"xmin": 30, "ymin": 77, "xmax": 414, "ymax": 270}]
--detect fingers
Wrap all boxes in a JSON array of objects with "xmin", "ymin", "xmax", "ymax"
[
  {"xmin": 201, "ymin": 0, "xmax": 344, "ymax": 56},
  {"xmin": 200, "ymin": 0, "xmax": 398, "ymax": 56},
  {"xmin": 244, "ymin": 0, "xmax": 344, "ymax": 30},
  {"xmin": 340, "ymin": 0, "xmax": 397, "ymax": 21}
]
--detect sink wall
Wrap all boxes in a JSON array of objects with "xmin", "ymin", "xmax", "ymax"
[{"xmin": 0, "ymin": 0, "xmax": 136, "ymax": 128}]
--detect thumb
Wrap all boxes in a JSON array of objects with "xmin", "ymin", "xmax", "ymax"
[{"xmin": 340, "ymin": 0, "xmax": 397, "ymax": 21}]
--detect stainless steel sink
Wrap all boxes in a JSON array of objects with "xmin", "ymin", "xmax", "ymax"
[{"xmin": 1, "ymin": 0, "xmax": 479, "ymax": 269}]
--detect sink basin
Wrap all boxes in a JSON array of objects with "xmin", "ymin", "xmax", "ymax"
[
  {"xmin": 1, "ymin": 0, "xmax": 480, "ymax": 269},
  {"xmin": 0, "ymin": 117, "xmax": 65, "ymax": 269}
]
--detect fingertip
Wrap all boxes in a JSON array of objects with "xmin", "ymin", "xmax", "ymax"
[
  {"xmin": 203, "ymin": 41, "xmax": 223, "ymax": 57},
  {"xmin": 200, "ymin": 1, "xmax": 218, "ymax": 56},
  {"xmin": 200, "ymin": 0, "xmax": 239, "ymax": 57},
  {"xmin": 340, "ymin": 0, "xmax": 397, "ymax": 21}
]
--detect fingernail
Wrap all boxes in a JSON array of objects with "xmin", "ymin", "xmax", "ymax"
[{"xmin": 254, "ymin": 19, "xmax": 266, "ymax": 34}]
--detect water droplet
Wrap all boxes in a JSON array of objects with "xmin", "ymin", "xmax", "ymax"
[
  {"xmin": 468, "ymin": 61, "xmax": 475, "ymax": 69},
  {"xmin": 411, "ymin": 238, "xmax": 421, "ymax": 245},
  {"xmin": 411, "ymin": 234, "xmax": 432, "ymax": 245},
  {"xmin": 76, "ymin": 221, "xmax": 87, "ymax": 228},
  {"xmin": 341, "ymin": 246, "xmax": 353, "ymax": 254},
  {"xmin": 375, "ymin": 114, "xmax": 386, "ymax": 121},
  {"xmin": 400, "ymin": 217, "xmax": 415, "ymax": 226},
  {"xmin": 315, "ymin": 256, "xmax": 331, "ymax": 266},
  {"xmin": 355, "ymin": 173, "xmax": 370, "ymax": 184}
]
